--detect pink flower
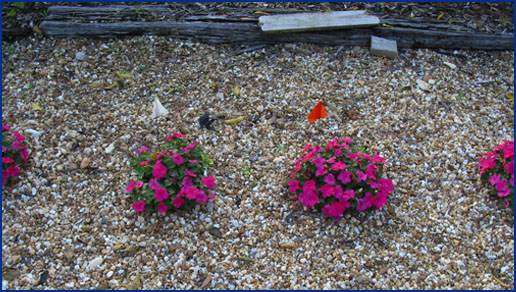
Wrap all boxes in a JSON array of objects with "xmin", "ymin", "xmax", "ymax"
[
  {"xmin": 166, "ymin": 132, "xmax": 186, "ymax": 141},
  {"xmin": 173, "ymin": 154, "xmax": 185, "ymax": 166},
  {"xmin": 11, "ymin": 141, "xmax": 21, "ymax": 151},
  {"xmin": 189, "ymin": 159, "xmax": 198, "ymax": 164},
  {"xmin": 2, "ymin": 157, "xmax": 14, "ymax": 164},
  {"xmin": 339, "ymin": 137, "xmax": 352, "ymax": 144},
  {"xmin": 126, "ymin": 180, "xmax": 144, "ymax": 192},
  {"xmin": 195, "ymin": 190, "xmax": 209, "ymax": 203},
  {"xmin": 298, "ymin": 191, "xmax": 319, "ymax": 209},
  {"xmin": 359, "ymin": 153, "xmax": 372, "ymax": 161},
  {"xmin": 371, "ymin": 191, "xmax": 388, "ymax": 210},
  {"xmin": 302, "ymin": 180, "xmax": 317, "ymax": 192},
  {"xmin": 136, "ymin": 146, "xmax": 149, "ymax": 155},
  {"xmin": 185, "ymin": 169, "xmax": 198, "ymax": 177},
  {"xmin": 288, "ymin": 179, "xmax": 300, "ymax": 193},
  {"xmin": 498, "ymin": 189, "xmax": 510, "ymax": 197},
  {"xmin": 2, "ymin": 170, "xmax": 8, "ymax": 185},
  {"xmin": 489, "ymin": 174, "xmax": 501, "ymax": 186},
  {"xmin": 139, "ymin": 160, "xmax": 151, "ymax": 166},
  {"xmin": 155, "ymin": 149, "xmax": 167, "ymax": 159},
  {"xmin": 322, "ymin": 200, "xmax": 349, "ymax": 218},
  {"xmin": 153, "ymin": 160, "xmax": 167, "ymax": 179},
  {"xmin": 478, "ymin": 156, "xmax": 497, "ymax": 175},
  {"xmin": 333, "ymin": 148, "xmax": 342, "ymax": 158},
  {"xmin": 365, "ymin": 164, "xmax": 377, "ymax": 179},
  {"xmin": 183, "ymin": 186, "xmax": 201, "ymax": 199},
  {"xmin": 504, "ymin": 198, "xmax": 510, "ymax": 208},
  {"xmin": 149, "ymin": 178, "xmax": 160, "ymax": 190},
  {"xmin": 202, "ymin": 176, "xmax": 216, "ymax": 189},
  {"xmin": 290, "ymin": 160, "xmax": 302, "ymax": 178},
  {"xmin": 337, "ymin": 171, "xmax": 352, "ymax": 184},
  {"xmin": 173, "ymin": 197, "xmax": 184, "ymax": 208},
  {"xmin": 20, "ymin": 150, "xmax": 29, "ymax": 163},
  {"xmin": 356, "ymin": 170, "xmax": 367, "ymax": 182},
  {"xmin": 132, "ymin": 201, "xmax": 146, "ymax": 213},
  {"xmin": 343, "ymin": 190, "xmax": 355, "ymax": 200},
  {"xmin": 2, "ymin": 124, "xmax": 10, "ymax": 131},
  {"xmin": 208, "ymin": 191, "xmax": 215, "ymax": 201},
  {"xmin": 315, "ymin": 166, "xmax": 328, "ymax": 177},
  {"xmin": 302, "ymin": 144, "xmax": 313, "ymax": 153},
  {"xmin": 511, "ymin": 175, "xmax": 514, "ymax": 187},
  {"xmin": 334, "ymin": 185, "xmax": 344, "ymax": 199},
  {"xmin": 154, "ymin": 187, "xmax": 169, "ymax": 201},
  {"xmin": 371, "ymin": 153, "xmax": 387, "ymax": 165},
  {"xmin": 320, "ymin": 184, "xmax": 335, "ymax": 197},
  {"xmin": 494, "ymin": 140, "xmax": 514, "ymax": 161},
  {"xmin": 367, "ymin": 180, "xmax": 378, "ymax": 189},
  {"xmin": 495, "ymin": 180, "xmax": 509, "ymax": 192},
  {"xmin": 378, "ymin": 178, "xmax": 394, "ymax": 193},
  {"xmin": 312, "ymin": 156, "xmax": 326, "ymax": 167},
  {"xmin": 324, "ymin": 173, "xmax": 336, "ymax": 185},
  {"xmin": 12, "ymin": 131, "xmax": 25, "ymax": 142},
  {"xmin": 2, "ymin": 146, "xmax": 6, "ymax": 153},
  {"xmin": 302, "ymin": 151, "xmax": 315, "ymax": 162},
  {"xmin": 6, "ymin": 165, "xmax": 19, "ymax": 177},
  {"xmin": 158, "ymin": 202, "xmax": 168, "ymax": 213},
  {"xmin": 356, "ymin": 192, "xmax": 374, "ymax": 211},
  {"xmin": 331, "ymin": 161, "xmax": 347, "ymax": 171},
  {"xmin": 504, "ymin": 158, "xmax": 514, "ymax": 175},
  {"xmin": 326, "ymin": 157, "xmax": 336, "ymax": 164},
  {"xmin": 183, "ymin": 176, "xmax": 193, "ymax": 187}
]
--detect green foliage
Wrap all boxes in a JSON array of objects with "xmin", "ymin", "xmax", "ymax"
[{"xmin": 13, "ymin": 2, "xmax": 25, "ymax": 9}]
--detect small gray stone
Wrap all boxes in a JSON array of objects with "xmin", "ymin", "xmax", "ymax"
[
  {"xmin": 75, "ymin": 52, "xmax": 87, "ymax": 61},
  {"xmin": 370, "ymin": 36, "xmax": 398, "ymax": 59}
]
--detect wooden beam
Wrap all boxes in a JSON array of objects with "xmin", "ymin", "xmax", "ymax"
[{"xmin": 259, "ymin": 10, "xmax": 380, "ymax": 33}]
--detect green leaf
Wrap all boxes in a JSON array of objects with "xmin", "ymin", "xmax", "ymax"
[
  {"xmin": 14, "ymin": 2, "xmax": 25, "ymax": 9},
  {"xmin": 7, "ymin": 9, "xmax": 16, "ymax": 17}
]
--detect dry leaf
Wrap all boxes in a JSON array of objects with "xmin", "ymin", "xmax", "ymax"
[
  {"xmin": 225, "ymin": 116, "xmax": 244, "ymax": 125},
  {"xmin": 233, "ymin": 84, "xmax": 240, "ymax": 97},
  {"xmin": 379, "ymin": 266, "xmax": 389, "ymax": 274},
  {"xmin": 116, "ymin": 72, "xmax": 133, "ymax": 79},
  {"xmin": 103, "ymin": 83, "xmax": 118, "ymax": 90},
  {"xmin": 255, "ymin": 11, "xmax": 271, "ymax": 15},
  {"xmin": 437, "ymin": 13, "xmax": 445, "ymax": 20},
  {"xmin": 33, "ymin": 25, "xmax": 43, "ymax": 35},
  {"xmin": 31, "ymin": 103, "xmax": 42, "ymax": 111},
  {"xmin": 200, "ymin": 275, "xmax": 211, "ymax": 288},
  {"xmin": 280, "ymin": 243, "xmax": 298, "ymax": 249},
  {"xmin": 151, "ymin": 97, "xmax": 169, "ymax": 118},
  {"xmin": 128, "ymin": 270, "xmax": 142, "ymax": 290},
  {"xmin": 90, "ymin": 82, "xmax": 104, "ymax": 88},
  {"xmin": 506, "ymin": 93, "xmax": 514, "ymax": 101}
]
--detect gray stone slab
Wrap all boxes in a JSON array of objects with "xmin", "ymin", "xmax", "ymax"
[
  {"xmin": 259, "ymin": 10, "xmax": 380, "ymax": 33},
  {"xmin": 370, "ymin": 35, "xmax": 398, "ymax": 59}
]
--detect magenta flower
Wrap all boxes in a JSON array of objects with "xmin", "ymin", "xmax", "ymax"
[
  {"xmin": 166, "ymin": 132, "xmax": 186, "ymax": 141},
  {"xmin": 183, "ymin": 176, "xmax": 193, "ymax": 187},
  {"xmin": 173, "ymin": 197, "xmax": 184, "ymax": 208},
  {"xmin": 189, "ymin": 159, "xmax": 198, "ymax": 164},
  {"xmin": 2, "ymin": 124, "xmax": 10, "ymax": 131},
  {"xmin": 185, "ymin": 169, "xmax": 198, "ymax": 177},
  {"xmin": 343, "ymin": 190, "xmax": 355, "ymax": 200},
  {"xmin": 183, "ymin": 186, "xmax": 201, "ymax": 199},
  {"xmin": 139, "ymin": 160, "xmax": 151, "ymax": 166},
  {"xmin": 326, "ymin": 157, "xmax": 336, "ymax": 164},
  {"xmin": 339, "ymin": 137, "xmax": 352, "ymax": 144},
  {"xmin": 324, "ymin": 173, "xmax": 335, "ymax": 185},
  {"xmin": 356, "ymin": 170, "xmax": 367, "ymax": 182},
  {"xmin": 302, "ymin": 151, "xmax": 315, "ymax": 162},
  {"xmin": 288, "ymin": 179, "xmax": 300, "ymax": 193},
  {"xmin": 173, "ymin": 154, "xmax": 185, "ymax": 166},
  {"xmin": 325, "ymin": 138, "xmax": 339, "ymax": 150},
  {"xmin": 126, "ymin": 180, "xmax": 144, "ymax": 192},
  {"xmin": 6, "ymin": 165, "xmax": 19, "ymax": 177},
  {"xmin": 478, "ymin": 156, "xmax": 497, "ymax": 175},
  {"xmin": 367, "ymin": 180, "xmax": 378, "ymax": 189},
  {"xmin": 153, "ymin": 160, "xmax": 167, "ymax": 179},
  {"xmin": 12, "ymin": 131, "xmax": 25, "ymax": 142},
  {"xmin": 149, "ymin": 178, "xmax": 160, "ymax": 190},
  {"xmin": 20, "ymin": 150, "xmax": 29, "ymax": 163},
  {"xmin": 11, "ymin": 141, "xmax": 21, "ymax": 151},
  {"xmin": 312, "ymin": 156, "xmax": 326, "ymax": 167},
  {"xmin": 2, "ymin": 146, "xmax": 6, "ymax": 153},
  {"xmin": 371, "ymin": 153, "xmax": 387, "ymax": 165},
  {"xmin": 298, "ymin": 191, "xmax": 319, "ymax": 209},
  {"xmin": 2, "ymin": 170, "xmax": 7, "ymax": 185},
  {"xmin": 132, "ymin": 201, "xmax": 146, "ymax": 213},
  {"xmin": 498, "ymin": 189, "xmax": 510, "ymax": 197},
  {"xmin": 504, "ymin": 159, "xmax": 514, "ymax": 175},
  {"xmin": 495, "ymin": 180, "xmax": 509, "ymax": 192},
  {"xmin": 302, "ymin": 144, "xmax": 314, "ymax": 153},
  {"xmin": 334, "ymin": 185, "xmax": 344, "ymax": 199},
  {"xmin": 331, "ymin": 161, "xmax": 347, "ymax": 171},
  {"xmin": 337, "ymin": 171, "xmax": 352, "ymax": 184},
  {"xmin": 290, "ymin": 160, "xmax": 302, "ymax": 178},
  {"xmin": 320, "ymin": 184, "xmax": 335, "ymax": 197},
  {"xmin": 302, "ymin": 180, "xmax": 316, "ymax": 192},
  {"xmin": 504, "ymin": 198, "xmax": 510, "ymax": 208},
  {"xmin": 154, "ymin": 187, "xmax": 169, "ymax": 201},
  {"xmin": 136, "ymin": 146, "xmax": 148, "ymax": 155},
  {"xmin": 489, "ymin": 174, "xmax": 501, "ymax": 186},
  {"xmin": 195, "ymin": 190, "xmax": 208, "ymax": 203},
  {"xmin": 356, "ymin": 192, "xmax": 374, "ymax": 211},
  {"xmin": 155, "ymin": 149, "xmax": 167, "ymax": 159},
  {"xmin": 202, "ymin": 176, "xmax": 216, "ymax": 189},
  {"xmin": 2, "ymin": 157, "xmax": 14, "ymax": 164},
  {"xmin": 315, "ymin": 166, "xmax": 328, "ymax": 177},
  {"xmin": 371, "ymin": 191, "xmax": 388, "ymax": 210},
  {"xmin": 511, "ymin": 175, "xmax": 514, "ymax": 187},
  {"xmin": 378, "ymin": 178, "xmax": 394, "ymax": 193},
  {"xmin": 158, "ymin": 202, "xmax": 168, "ymax": 213},
  {"xmin": 494, "ymin": 140, "xmax": 514, "ymax": 161},
  {"xmin": 322, "ymin": 200, "xmax": 349, "ymax": 218},
  {"xmin": 333, "ymin": 148, "xmax": 342, "ymax": 158},
  {"xmin": 365, "ymin": 164, "xmax": 377, "ymax": 179}
]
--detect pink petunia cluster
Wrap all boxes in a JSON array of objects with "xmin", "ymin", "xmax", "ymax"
[
  {"xmin": 2, "ymin": 124, "xmax": 30, "ymax": 185},
  {"xmin": 287, "ymin": 138, "xmax": 393, "ymax": 220},
  {"xmin": 478, "ymin": 140, "xmax": 514, "ymax": 208},
  {"xmin": 127, "ymin": 132, "xmax": 217, "ymax": 214}
]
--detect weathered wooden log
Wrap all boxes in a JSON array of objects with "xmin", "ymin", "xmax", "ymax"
[
  {"xmin": 45, "ymin": 5, "xmax": 174, "ymax": 21},
  {"xmin": 2, "ymin": 26, "xmax": 33, "ymax": 38},
  {"xmin": 39, "ymin": 20, "xmax": 513, "ymax": 50}
]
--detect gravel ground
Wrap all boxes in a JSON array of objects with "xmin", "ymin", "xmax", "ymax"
[{"xmin": 2, "ymin": 35, "xmax": 514, "ymax": 290}]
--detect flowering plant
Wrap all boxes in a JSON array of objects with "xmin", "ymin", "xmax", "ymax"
[
  {"xmin": 127, "ymin": 132, "xmax": 216, "ymax": 214},
  {"xmin": 2, "ymin": 124, "xmax": 30, "ymax": 185},
  {"xmin": 478, "ymin": 140, "xmax": 514, "ymax": 209},
  {"xmin": 286, "ymin": 137, "xmax": 394, "ymax": 221}
]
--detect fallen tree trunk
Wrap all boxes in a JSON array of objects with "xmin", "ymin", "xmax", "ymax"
[{"xmin": 39, "ymin": 20, "xmax": 513, "ymax": 50}]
